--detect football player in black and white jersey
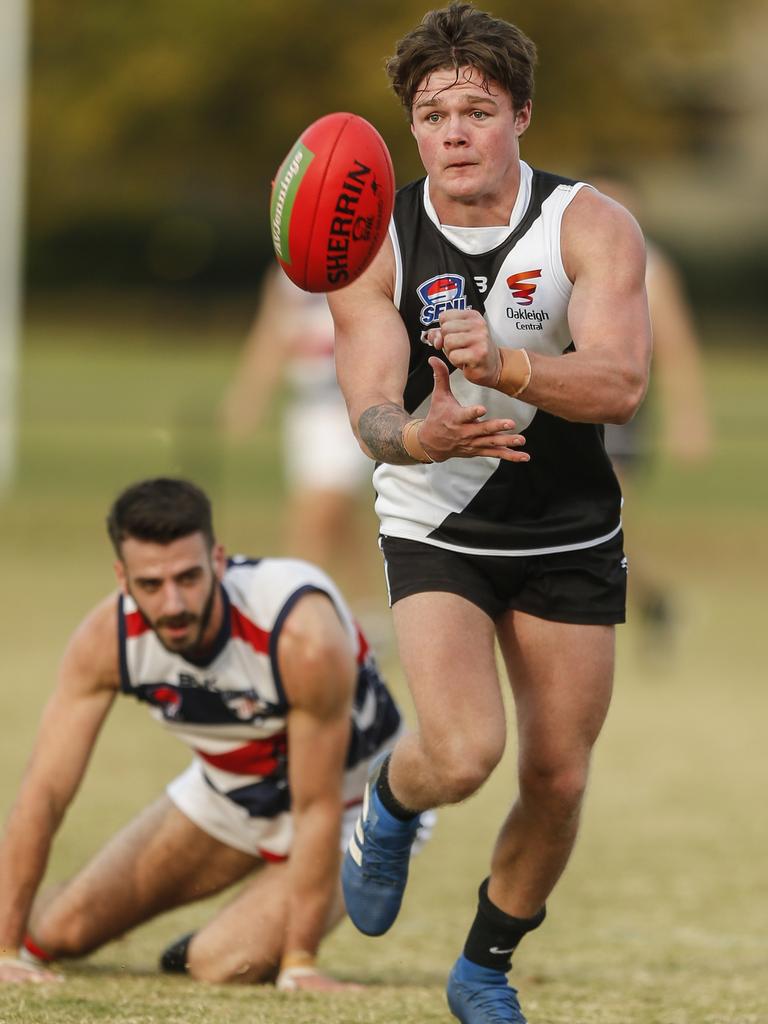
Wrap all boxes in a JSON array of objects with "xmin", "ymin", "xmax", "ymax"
[
  {"xmin": 0, "ymin": 478, "xmax": 411, "ymax": 990},
  {"xmin": 329, "ymin": 5, "xmax": 652, "ymax": 1023}
]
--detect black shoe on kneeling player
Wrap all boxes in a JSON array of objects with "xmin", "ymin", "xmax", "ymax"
[{"xmin": 159, "ymin": 932, "xmax": 195, "ymax": 974}]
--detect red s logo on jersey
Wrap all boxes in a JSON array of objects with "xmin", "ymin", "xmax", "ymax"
[{"xmin": 507, "ymin": 269, "xmax": 542, "ymax": 306}]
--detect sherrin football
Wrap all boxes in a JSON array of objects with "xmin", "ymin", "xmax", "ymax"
[{"xmin": 269, "ymin": 112, "xmax": 395, "ymax": 292}]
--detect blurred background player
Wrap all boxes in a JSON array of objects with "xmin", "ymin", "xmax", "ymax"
[
  {"xmin": 590, "ymin": 172, "xmax": 713, "ymax": 653},
  {"xmin": 0, "ymin": 477, "xmax": 412, "ymax": 989},
  {"xmin": 221, "ymin": 266, "xmax": 374, "ymax": 599}
]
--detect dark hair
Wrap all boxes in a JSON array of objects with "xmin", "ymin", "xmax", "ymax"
[
  {"xmin": 107, "ymin": 477, "xmax": 214, "ymax": 555},
  {"xmin": 386, "ymin": 2, "xmax": 537, "ymax": 117}
]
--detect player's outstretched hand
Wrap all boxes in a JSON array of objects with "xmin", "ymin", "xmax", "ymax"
[
  {"xmin": 0, "ymin": 955, "xmax": 62, "ymax": 984},
  {"xmin": 276, "ymin": 964, "xmax": 364, "ymax": 992},
  {"xmin": 419, "ymin": 357, "xmax": 529, "ymax": 463}
]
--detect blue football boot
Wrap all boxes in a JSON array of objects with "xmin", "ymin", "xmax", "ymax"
[
  {"xmin": 341, "ymin": 756, "xmax": 422, "ymax": 936},
  {"xmin": 446, "ymin": 955, "xmax": 528, "ymax": 1024}
]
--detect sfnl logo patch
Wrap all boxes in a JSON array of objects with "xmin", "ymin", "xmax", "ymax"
[{"xmin": 417, "ymin": 274, "xmax": 470, "ymax": 326}]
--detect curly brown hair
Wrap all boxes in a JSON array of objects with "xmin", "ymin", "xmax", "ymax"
[{"xmin": 386, "ymin": 3, "xmax": 537, "ymax": 118}]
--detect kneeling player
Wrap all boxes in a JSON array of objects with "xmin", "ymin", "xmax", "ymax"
[{"xmin": 0, "ymin": 477, "xmax": 417, "ymax": 989}]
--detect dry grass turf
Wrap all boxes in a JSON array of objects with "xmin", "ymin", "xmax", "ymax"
[{"xmin": 0, "ymin": 315, "xmax": 766, "ymax": 1024}]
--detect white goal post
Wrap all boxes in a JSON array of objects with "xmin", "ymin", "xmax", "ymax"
[{"xmin": 0, "ymin": 0, "xmax": 27, "ymax": 493}]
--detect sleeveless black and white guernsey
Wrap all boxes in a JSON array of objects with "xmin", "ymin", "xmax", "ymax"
[
  {"xmin": 118, "ymin": 556, "xmax": 401, "ymax": 821},
  {"xmin": 377, "ymin": 160, "xmax": 622, "ymax": 557}
]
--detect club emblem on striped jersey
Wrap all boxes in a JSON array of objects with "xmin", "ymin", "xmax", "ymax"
[
  {"xmin": 417, "ymin": 273, "xmax": 470, "ymax": 326},
  {"xmin": 148, "ymin": 684, "xmax": 183, "ymax": 718},
  {"xmin": 507, "ymin": 269, "xmax": 542, "ymax": 306}
]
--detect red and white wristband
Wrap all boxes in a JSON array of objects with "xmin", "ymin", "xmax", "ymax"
[{"xmin": 22, "ymin": 935, "xmax": 56, "ymax": 965}]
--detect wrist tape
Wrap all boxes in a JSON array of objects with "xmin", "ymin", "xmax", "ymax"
[
  {"xmin": 401, "ymin": 419, "xmax": 434, "ymax": 464},
  {"xmin": 494, "ymin": 348, "xmax": 532, "ymax": 398},
  {"xmin": 277, "ymin": 950, "xmax": 318, "ymax": 991}
]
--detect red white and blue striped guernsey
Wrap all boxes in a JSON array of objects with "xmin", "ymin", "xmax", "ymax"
[{"xmin": 118, "ymin": 556, "xmax": 401, "ymax": 851}]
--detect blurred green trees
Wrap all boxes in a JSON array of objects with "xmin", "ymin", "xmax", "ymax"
[{"xmin": 25, "ymin": 0, "xmax": 764, "ymax": 295}]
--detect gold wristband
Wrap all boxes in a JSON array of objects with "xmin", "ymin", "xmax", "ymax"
[
  {"xmin": 280, "ymin": 950, "xmax": 317, "ymax": 972},
  {"xmin": 494, "ymin": 348, "xmax": 532, "ymax": 398},
  {"xmin": 401, "ymin": 419, "xmax": 434, "ymax": 464}
]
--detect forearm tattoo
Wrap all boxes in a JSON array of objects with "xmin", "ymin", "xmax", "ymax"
[{"xmin": 358, "ymin": 403, "xmax": 413, "ymax": 464}]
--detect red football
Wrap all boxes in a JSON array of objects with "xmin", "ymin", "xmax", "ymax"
[{"xmin": 269, "ymin": 112, "xmax": 395, "ymax": 292}]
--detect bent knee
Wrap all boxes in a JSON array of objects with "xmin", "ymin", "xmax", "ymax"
[
  {"xmin": 32, "ymin": 910, "xmax": 99, "ymax": 960},
  {"xmin": 187, "ymin": 942, "xmax": 277, "ymax": 985},
  {"xmin": 519, "ymin": 761, "xmax": 589, "ymax": 813},
  {"xmin": 429, "ymin": 739, "xmax": 504, "ymax": 803}
]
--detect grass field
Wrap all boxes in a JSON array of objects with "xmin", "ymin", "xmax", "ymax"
[{"xmin": 0, "ymin": 312, "xmax": 766, "ymax": 1024}]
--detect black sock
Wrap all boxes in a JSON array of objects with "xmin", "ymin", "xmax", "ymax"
[
  {"xmin": 375, "ymin": 754, "xmax": 419, "ymax": 821},
  {"xmin": 463, "ymin": 878, "xmax": 546, "ymax": 973}
]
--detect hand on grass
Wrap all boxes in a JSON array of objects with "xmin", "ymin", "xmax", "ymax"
[
  {"xmin": 0, "ymin": 956, "xmax": 62, "ymax": 984},
  {"xmin": 276, "ymin": 964, "xmax": 363, "ymax": 992}
]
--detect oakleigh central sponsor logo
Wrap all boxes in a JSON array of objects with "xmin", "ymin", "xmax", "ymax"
[
  {"xmin": 506, "ymin": 306, "xmax": 550, "ymax": 330},
  {"xmin": 507, "ymin": 269, "xmax": 542, "ymax": 306},
  {"xmin": 506, "ymin": 268, "xmax": 548, "ymax": 330}
]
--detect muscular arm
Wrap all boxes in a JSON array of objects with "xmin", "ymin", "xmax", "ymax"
[
  {"xmin": 279, "ymin": 592, "xmax": 355, "ymax": 962},
  {"xmin": 330, "ymin": 240, "xmax": 413, "ymax": 462},
  {"xmin": 436, "ymin": 189, "xmax": 652, "ymax": 425},
  {"xmin": 0, "ymin": 598, "xmax": 119, "ymax": 974},
  {"xmin": 330, "ymin": 239, "xmax": 530, "ymax": 464},
  {"xmin": 357, "ymin": 403, "xmax": 415, "ymax": 464},
  {"xmin": 529, "ymin": 188, "xmax": 652, "ymax": 423}
]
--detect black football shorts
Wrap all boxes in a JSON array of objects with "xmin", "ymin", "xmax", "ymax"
[{"xmin": 379, "ymin": 531, "xmax": 627, "ymax": 625}]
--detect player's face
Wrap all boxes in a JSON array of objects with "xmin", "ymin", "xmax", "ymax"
[
  {"xmin": 115, "ymin": 532, "xmax": 227, "ymax": 657},
  {"xmin": 410, "ymin": 66, "xmax": 531, "ymax": 223}
]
